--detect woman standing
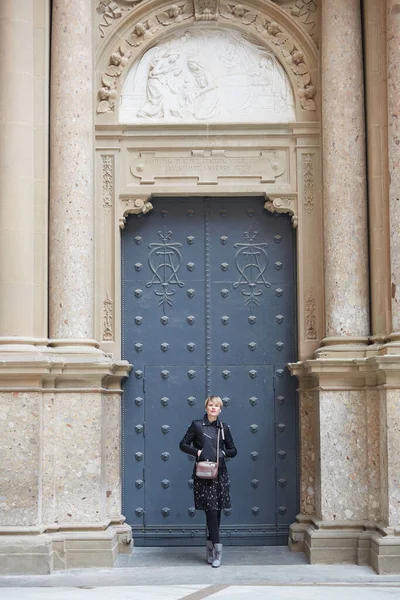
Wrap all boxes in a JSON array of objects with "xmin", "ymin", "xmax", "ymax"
[{"xmin": 179, "ymin": 395, "xmax": 237, "ymax": 568}]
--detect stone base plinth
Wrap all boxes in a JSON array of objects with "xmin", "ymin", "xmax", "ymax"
[
  {"xmin": 371, "ymin": 533, "xmax": 400, "ymax": 574},
  {"xmin": 291, "ymin": 518, "xmax": 400, "ymax": 573},
  {"xmin": 0, "ymin": 525, "xmax": 132, "ymax": 574},
  {"xmin": 0, "ymin": 534, "xmax": 53, "ymax": 575}
]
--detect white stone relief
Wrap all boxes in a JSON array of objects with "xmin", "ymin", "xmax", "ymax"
[{"xmin": 120, "ymin": 28, "xmax": 296, "ymax": 123}]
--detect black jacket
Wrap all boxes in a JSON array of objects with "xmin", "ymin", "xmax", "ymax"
[{"xmin": 179, "ymin": 415, "xmax": 237, "ymax": 470}]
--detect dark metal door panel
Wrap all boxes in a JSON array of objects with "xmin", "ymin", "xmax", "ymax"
[
  {"xmin": 122, "ymin": 196, "xmax": 298, "ymax": 546},
  {"xmin": 142, "ymin": 365, "xmax": 206, "ymax": 545},
  {"xmin": 207, "ymin": 199, "xmax": 296, "ymax": 368},
  {"xmin": 210, "ymin": 365, "xmax": 277, "ymax": 544},
  {"xmin": 122, "ymin": 197, "xmax": 206, "ymax": 367}
]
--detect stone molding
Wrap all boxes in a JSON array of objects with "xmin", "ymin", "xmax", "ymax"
[{"xmin": 95, "ymin": 0, "xmax": 318, "ymax": 119}]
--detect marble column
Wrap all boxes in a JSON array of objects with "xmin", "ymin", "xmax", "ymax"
[
  {"xmin": 364, "ymin": 0, "xmax": 391, "ymax": 344},
  {"xmin": 49, "ymin": 0, "xmax": 96, "ymax": 348},
  {"xmin": 0, "ymin": 1, "xmax": 35, "ymax": 344},
  {"xmin": 320, "ymin": 0, "xmax": 369, "ymax": 349},
  {"xmin": 387, "ymin": 1, "xmax": 400, "ymax": 345}
]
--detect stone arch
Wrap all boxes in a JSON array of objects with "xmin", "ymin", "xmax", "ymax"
[{"xmin": 95, "ymin": 0, "xmax": 319, "ymax": 123}]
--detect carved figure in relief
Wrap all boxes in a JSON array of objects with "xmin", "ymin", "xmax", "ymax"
[
  {"xmin": 180, "ymin": 61, "xmax": 219, "ymax": 119},
  {"xmin": 123, "ymin": 19, "xmax": 160, "ymax": 50},
  {"xmin": 220, "ymin": 3, "xmax": 260, "ymax": 26},
  {"xmin": 120, "ymin": 28, "xmax": 297, "ymax": 122},
  {"xmin": 137, "ymin": 54, "xmax": 182, "ymax": 118},
  {"xmin": 157, "ymin": 4, "xmax": 193, "ymax": 25}
]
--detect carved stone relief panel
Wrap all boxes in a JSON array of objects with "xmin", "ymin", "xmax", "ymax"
[
  {"xmin": 120, "ymin": 28, "xmax": 296, "ymax": 124},
  {"xmin": 96, "ymin": 3, "xmax": 317, "ymax": 116}
]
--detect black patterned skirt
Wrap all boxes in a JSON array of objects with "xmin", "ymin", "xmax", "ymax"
[{"xmin": 193, "ymin": 467, "xmax": 231, "ymax": 511}]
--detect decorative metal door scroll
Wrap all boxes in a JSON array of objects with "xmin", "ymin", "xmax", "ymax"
[
  {"xmin": 233, "ymin": 227, "xmax": 271, "ymax": 311},
  {"xmin": 146, "ymin": 227, "xmax": 184, "ymax": 313},
  {"xmin": 122, "ymin": 197, "xmax": 298, "ymax": 546}
]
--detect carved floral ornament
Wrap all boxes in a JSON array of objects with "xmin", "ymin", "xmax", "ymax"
[
  {"xmin": 97, "ymin": 2, "xmax": 317, "ymax": 115},
  {"xmin": 96, "ymin": 0, "xmax": 318, "ymax": 44}
]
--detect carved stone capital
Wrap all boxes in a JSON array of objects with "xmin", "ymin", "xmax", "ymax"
[
  {"xmin": 264, "ymin": 195, "xmax": 298, "ymax": 228},
  {"xmin": 119, "ymin": 196, "xmax": 153, "ymax": 228}
]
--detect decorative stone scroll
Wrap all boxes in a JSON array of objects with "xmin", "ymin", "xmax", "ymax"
[
  {"xmin": 97, "ymin": 2, "xmax": 317, "ymax": 115},
  {"xmin": 264, "ymin": 196, "xmax": 298, "ymax": 228},
  {"xmin": 119, "ymin": 197, "xmax": 153, "ymax": 228}
]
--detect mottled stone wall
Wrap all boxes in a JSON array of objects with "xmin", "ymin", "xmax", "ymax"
[
  {"xmin": 382, "ymin": 389, "xmax": 400, "ymax": 526},
  {"xmin": 366, "ymin": 390, "xmax": 381, "ymax": 522},
  {"xmin": 299, "ymin": 391, "xmax": 317, "ymax": 516},
  {"xmin": 104, "ymin": 393, "xmax": 122, "ymax": 520},
  {"xmin": 379, "ymin": 389, "xmax": 389, "ymax": 525},
  {"xmin": 42, "ymin": 393, "xmax": 103, "ymax": 524},
  {"xmin": 319, "ymin": 391, "xmax": 368, "ymax": 521},
  {"xmin": 0, "ymin": 393, "xmax": 41, "ymax": 526}
]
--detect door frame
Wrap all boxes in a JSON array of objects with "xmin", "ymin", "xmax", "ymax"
[{"xmin": 120, "ymin": 196, "xmax": 300, "ymax": 545}]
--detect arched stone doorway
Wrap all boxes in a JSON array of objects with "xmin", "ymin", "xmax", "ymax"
[{"xmin": 94, "ymin": 0, "xmax": 322, "ymax": 549}]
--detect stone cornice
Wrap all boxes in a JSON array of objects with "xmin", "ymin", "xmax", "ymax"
[
  {"xmin": 0, "ymin": 354, "xmax": 132, "ymax": 391},
  {"xmin": 290, "ymin": 355, "xmax": 400, "ymax": 389}
]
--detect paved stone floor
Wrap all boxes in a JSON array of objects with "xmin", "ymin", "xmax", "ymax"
[{"xmin": 1, "ymin": 547, "xmax": 400, "ymax": 599}]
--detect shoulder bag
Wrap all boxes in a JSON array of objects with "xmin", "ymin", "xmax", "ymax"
[{"xmin": 195, "ymin": 427, "xmax": 221, "ymax": 480}]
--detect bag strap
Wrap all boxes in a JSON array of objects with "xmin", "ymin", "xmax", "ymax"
[{"xmin": 216, "ymin": 427, "xmax": 220, "ymax": 467}]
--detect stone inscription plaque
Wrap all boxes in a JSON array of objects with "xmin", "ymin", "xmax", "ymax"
[{"xmin": 130, "ymin": 150, "xmax": 286, "ymax": 184}]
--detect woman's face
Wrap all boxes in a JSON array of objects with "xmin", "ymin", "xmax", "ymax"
[{"xmin": 206, "ymin": 400, "xmax": 221, "ymax": 420}]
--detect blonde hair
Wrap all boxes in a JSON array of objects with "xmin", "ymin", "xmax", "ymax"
[{"xmin": 204, "ymin": 395, "xmax": 223, "ymax": 409}]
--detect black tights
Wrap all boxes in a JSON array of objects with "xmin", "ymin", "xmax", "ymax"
[{"xmin": 205, "ymin": 510, "xmax": 221, "ymax": 545}]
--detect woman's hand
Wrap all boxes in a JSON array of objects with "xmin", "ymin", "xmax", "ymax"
[{"xmin": 197, "ymin": 450, "xmax": 202, "ymax": 458}]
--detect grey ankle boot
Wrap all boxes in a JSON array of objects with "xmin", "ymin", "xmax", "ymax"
[
  {"xmin": 206, "ymin": 539, "xmax": 213, "ymax": 564},
  {"xmin": 212, "ymin": 543, "xmax": 223, "ymax": 568}
]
